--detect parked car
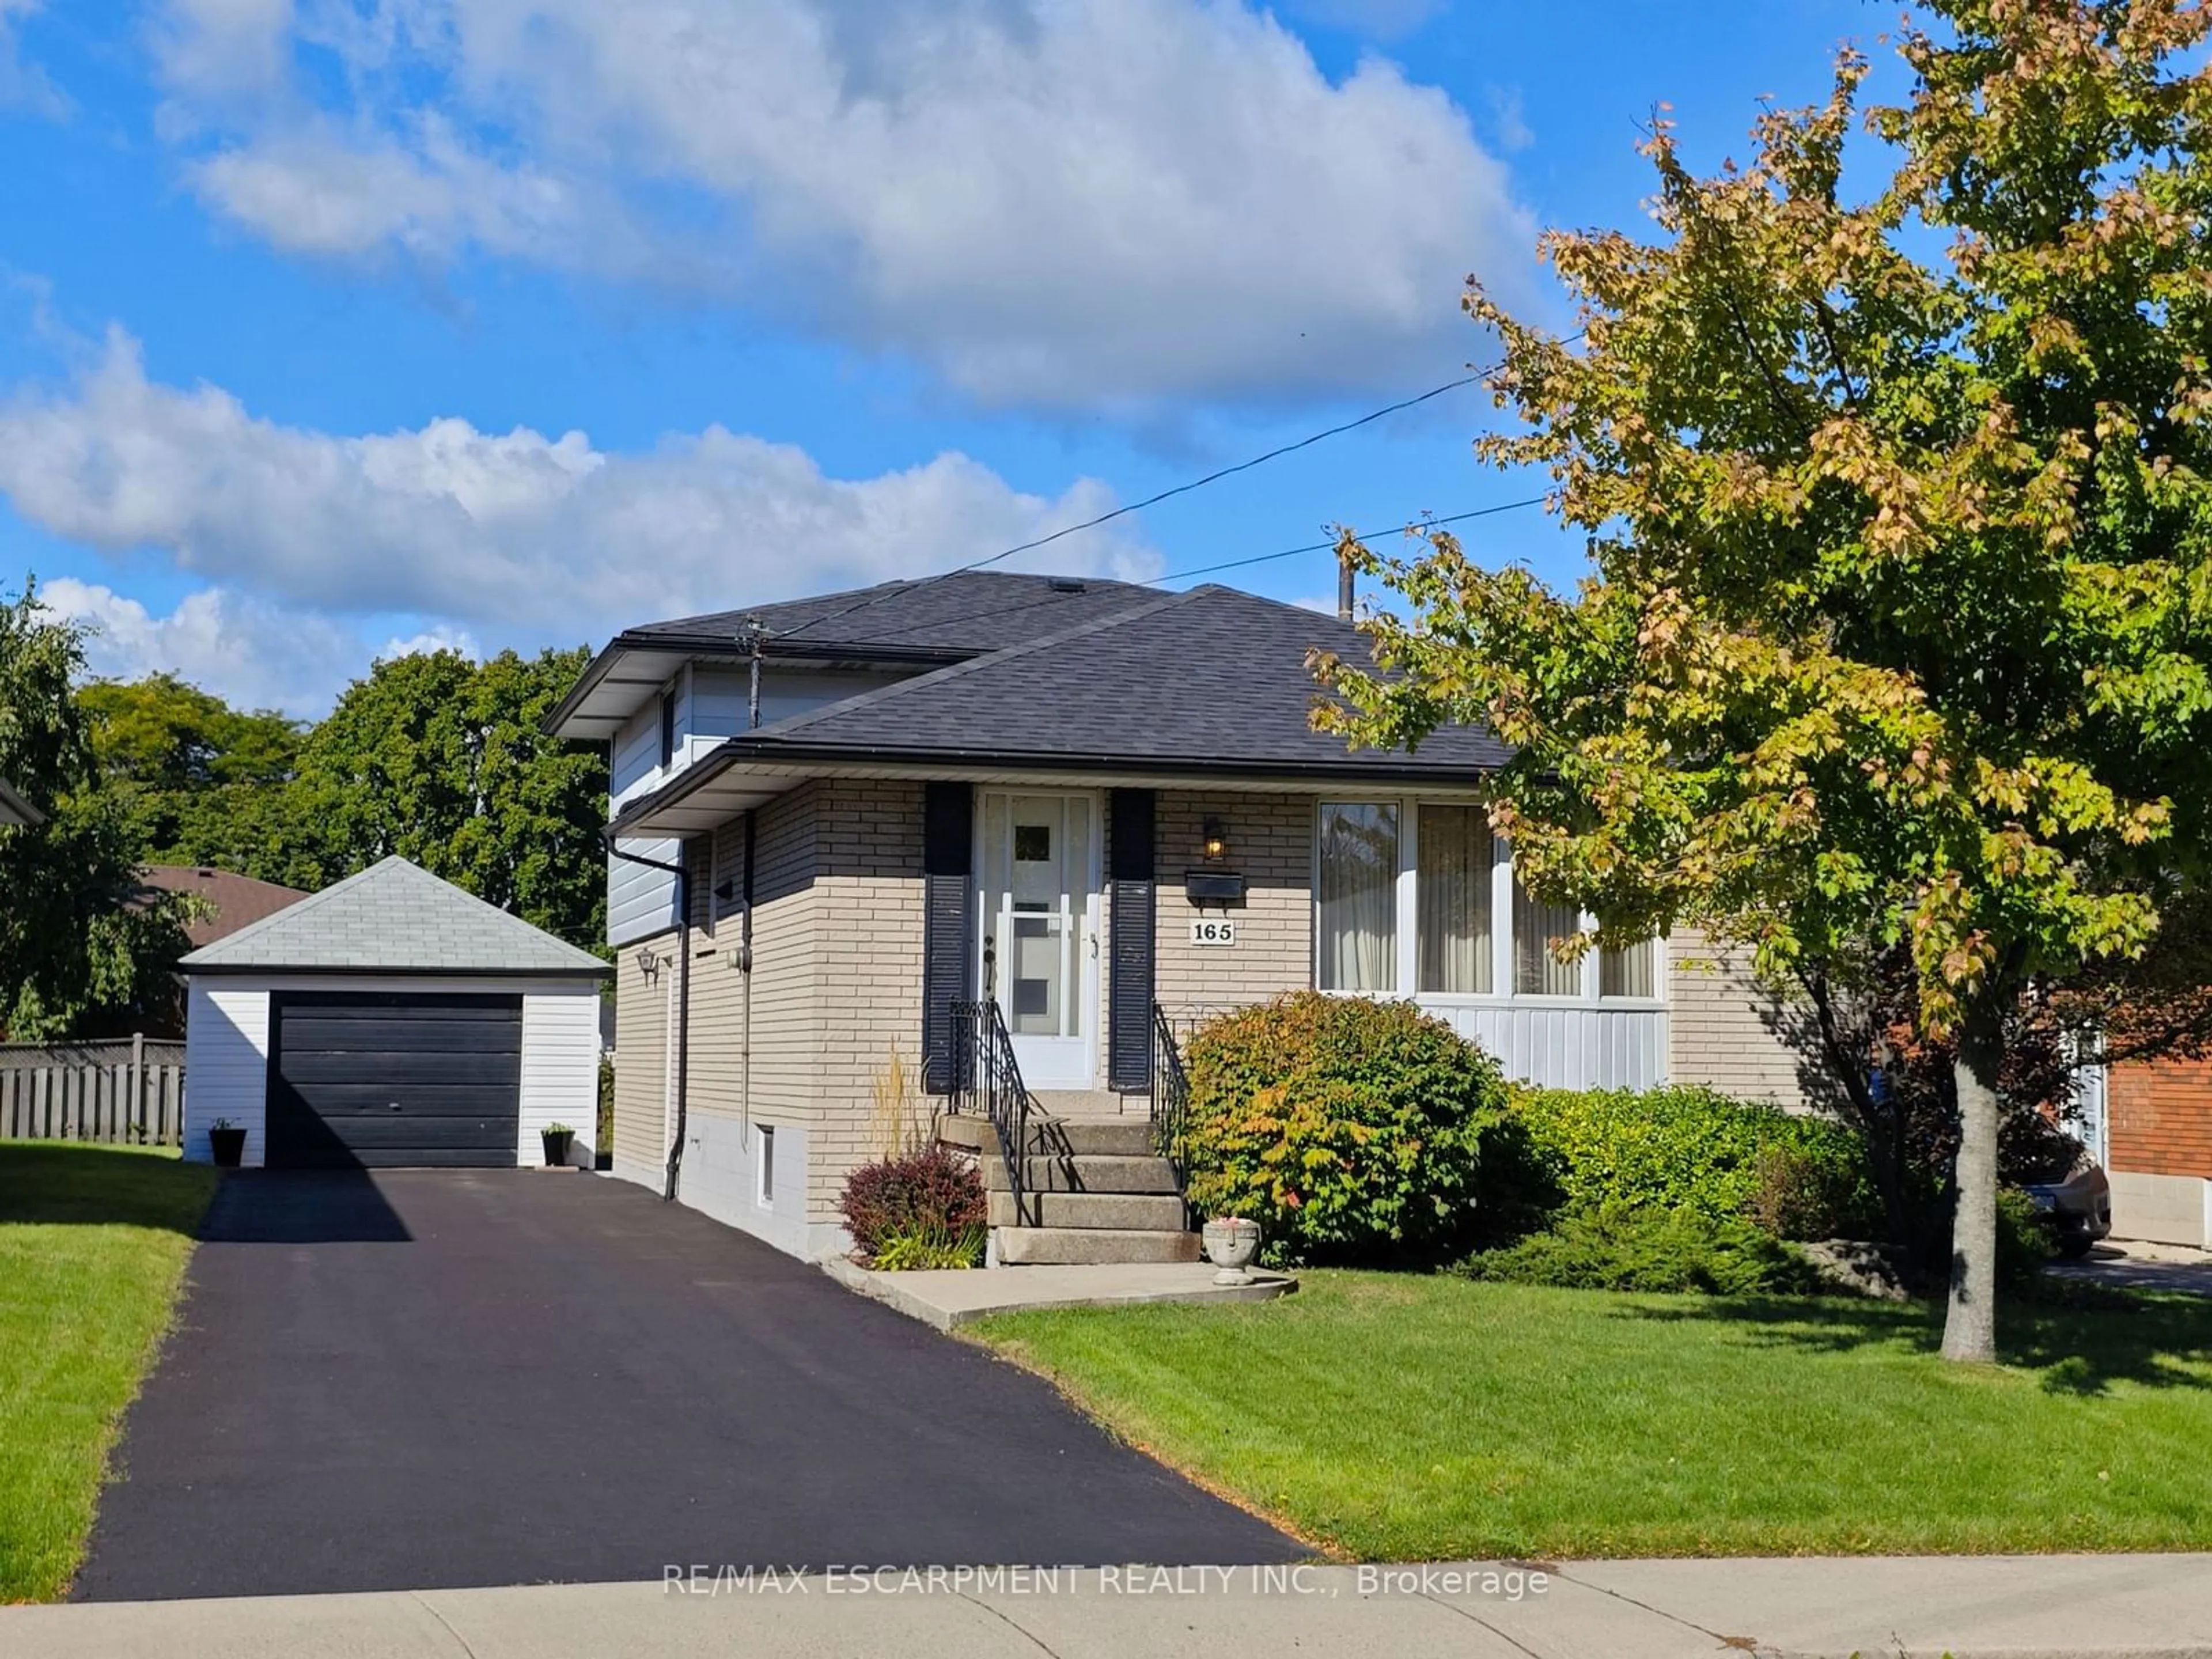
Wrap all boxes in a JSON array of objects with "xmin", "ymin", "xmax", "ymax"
[{"xmin": 2022, "ymin": 1156, "xmax": 2112, "ymax": 1258}]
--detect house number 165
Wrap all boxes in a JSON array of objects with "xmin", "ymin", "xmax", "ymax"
[{"xmin": 1189, "ymin": 918, "xmax": 1237, "ymax": 946}]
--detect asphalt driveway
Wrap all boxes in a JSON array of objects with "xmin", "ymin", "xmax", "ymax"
[{"xmin": 75, "ymin": 1170, "xmax": 1301, "ymax": 1601}]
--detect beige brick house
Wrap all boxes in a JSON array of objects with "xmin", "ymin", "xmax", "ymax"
[{"xmin": 548, "ymin": 573, "xmax": 1804, "ymax": 1262}]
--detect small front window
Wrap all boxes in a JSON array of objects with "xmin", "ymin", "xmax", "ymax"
[{"xmin": 1317, "ymin": 802, "xmax": 1399, "ymax": 993}]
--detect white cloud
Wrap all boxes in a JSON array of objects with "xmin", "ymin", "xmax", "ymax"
[
  {"xmin": 378, "ymin": 623, "xmax": 480, "ymax": 662},
  {"xmin": 149, "ymin": 0, "xmax": 1537, "ymax": 411},
  {"xmin": 0, "ymin": 327, "xmax": 1157, "ymax": 656},
  {"xmin": 0, "ymin": 0, "xmax": 67, "ymax": 118},
  {"xmin": 1486, "ymin": 85, "xmax": 1533, "ymax": 155},
  {"xmin": 45, "ymin": 578, "xmax": 376, "ymax": 714},
  {"xmin": 47, "ymin": 570, "xmax": 487, "ymax": 715}
]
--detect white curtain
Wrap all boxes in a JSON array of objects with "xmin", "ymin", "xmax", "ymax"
[
  {"xmin": 1601, "ymin": 938, "xmax": 1656, "ymax": 998},
  {"xmin": 1512, "ymin": 874, "xmax": 1583, "ymax": 995},
  {"xmin": 1318, "ymin": 802, "xmax": 1397, "ymax": 992},
  {"xmin": 1417, "ymin": 806, "xmax": 1493, "ymax": 993}
]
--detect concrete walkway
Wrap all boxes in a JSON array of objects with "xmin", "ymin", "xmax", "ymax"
[
  {"xmin": 820, "ymin": 1256, "xmax": 1297, "ymax": 1329},
  {"xmin": 9, "ymin": 1556, "xmax": 2211, "ymax": 1657}
]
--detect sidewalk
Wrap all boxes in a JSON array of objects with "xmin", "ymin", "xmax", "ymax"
[{"xmin": 7, "ymin": 1556, "xmax": 2210, "ymax": 1657}]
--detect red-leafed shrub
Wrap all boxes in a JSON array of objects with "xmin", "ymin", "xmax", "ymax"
[{"xmin": 839, "ymin": 1145, "xmax": 987, "ymax": 1265}]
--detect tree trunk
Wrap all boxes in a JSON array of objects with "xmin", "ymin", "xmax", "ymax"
[{"xmin": 1941, "ymin": 1003, "xmax": 2003, "ymax": 1363}]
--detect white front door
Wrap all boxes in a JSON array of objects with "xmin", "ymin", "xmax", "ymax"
[{"xmin": 978, "ymin": 791, "xmax": 1101, "ymax": 1090}]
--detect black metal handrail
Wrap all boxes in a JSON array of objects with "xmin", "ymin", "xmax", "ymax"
[
  {"xmin": 949, "ymin": 999, "xmax": 1032, "ymax": 1227},
  {"xmin": 1150, "ymin": 1002, "xmax": 1191, "ymax": 1183}
]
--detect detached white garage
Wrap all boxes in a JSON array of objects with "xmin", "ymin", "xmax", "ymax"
[{"xmin": 180, "ymin": 856, "xmax": 610, "ymax": 1169}]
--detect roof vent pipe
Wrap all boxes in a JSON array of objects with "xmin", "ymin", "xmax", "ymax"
[{"xmin": 743, "ymin": 614, "xmax": 764, "ymax": 730}]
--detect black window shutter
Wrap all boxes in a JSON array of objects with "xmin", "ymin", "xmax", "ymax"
[
  {"xmin": 1107, "ymin": 788, "xmax": 1157, "ymax": 1093},
  {"xmin": 921, "ymin": 783, "xmax": 974, "ymax": 1094}
]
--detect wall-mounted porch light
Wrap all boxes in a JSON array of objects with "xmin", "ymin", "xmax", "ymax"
[
  {"xmin": 1201, "ymin": 816, "xmax": 1229, "ymax": 863},
  {"xmin": 635, "ymin": 944, "xmax": 664, "ymax": 984}
]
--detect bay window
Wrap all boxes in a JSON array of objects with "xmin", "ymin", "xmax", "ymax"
[{"xmin": 1316, "ymin": 799, "xmax": 1660, "ymax": 1002}]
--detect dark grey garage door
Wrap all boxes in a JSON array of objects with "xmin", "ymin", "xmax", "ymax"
[{"xmin": 267, "ymin": 992, "xmax": 522, "ymax": 1168}]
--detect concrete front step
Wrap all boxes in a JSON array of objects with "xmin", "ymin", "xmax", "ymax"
[
  {"xmin": 936, "ymin": 1113, "xmax": 1160, "ymax": 1160},
  {"xmin": 983, "ymin": 1153, "xmax": 1181, "ymax": 1194},
  {"xmin": 988, "ymin": 1191, "xmax": 1188, "ymax": 1230},
  {"xmin": 1031, "ymin": 1089, "xmax": 1149, "ymax": 1120},
  {"xmin": 1028, "ymin": 1119, "xmax": 1157, "ymax": 1157},
  {"xmin": 994, "ymin": 1226, "xmax": 1203, "ymax": 1266}
]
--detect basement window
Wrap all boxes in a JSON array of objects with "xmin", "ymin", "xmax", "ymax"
[{"xmin": 756, "ymin": 1125, "xmax": 775, "ymax": 1209}]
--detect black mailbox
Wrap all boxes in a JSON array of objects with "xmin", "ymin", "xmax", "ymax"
[{"xmin": 1183, "ymin": 869, "xmax": 1246, "ymax": 906}]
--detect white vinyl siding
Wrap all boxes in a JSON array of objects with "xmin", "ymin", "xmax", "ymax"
[
  {"xmin": 182, "ymin": 982, "xmax": 271, "ymax": 1165},
  {"xmin": 605, "ymin": 666, "xmax": 921, "ymax": 948},
  {"xmin": 609, "ymin": 693, "xmax": 683, "ymax": 946},
  {"xmin": 608, "ymin": 836, "xmax": 683, "ymax": 947},
  {"xmin": 687, "ymin": 666, "xmax": 914, "ymax": 748},
  {"xmin": 520, "ymin": 990, "xmax": 603, "ymax": 1166}
]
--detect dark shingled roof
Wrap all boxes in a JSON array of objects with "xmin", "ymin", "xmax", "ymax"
[
  {"xmin": 632, "ymin": 572, "xmax": 1162, "ymax": 654},
  {"xmin": 546, "ymin": 571, "xmax": 1173, "ymax": 742},
  {"xmin": 609, "ymin": 584, "xmax": 1506, "ymax": 832}
]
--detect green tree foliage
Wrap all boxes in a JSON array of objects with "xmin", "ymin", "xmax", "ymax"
[
  {"xmin": 1315, "ymin": 1, "xmax": 2212, "ymax": 1360},
  {"xmin": 293, "ymin": 647, "xmax": 607, "ymax": 948},
  {"xmin": 78, "ymin": 647, "xmax": 608, "ymax": 954},
  {"xmin": 0, "ymin": 586, "xmax": 191, "ymax": 1039},
  {"xmin": 78, "ymin": 673, "xmax": 318, "ymax": 888}
]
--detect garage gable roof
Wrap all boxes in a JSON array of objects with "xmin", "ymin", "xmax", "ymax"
[{"xmin": 180, "ymin": 857, "xmax": 610, "ymax": 978}]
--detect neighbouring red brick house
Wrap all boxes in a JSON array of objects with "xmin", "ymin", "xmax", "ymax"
[{"xmin": 2108, "ymin": 1056, "xmax": 2212, "ymax": 1248}]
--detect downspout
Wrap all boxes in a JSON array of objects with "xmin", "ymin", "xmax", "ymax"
[
  {"xmin": 739, "ymin": 616, "xmax": 764, "ymax": 1146},
  {"xmin": 603, "ymin": 829, "xmax": 691, "ymax": 1201},
  {"xmin": 740, "ymin": 810, "xmax": 755, "ymax": 1145}
]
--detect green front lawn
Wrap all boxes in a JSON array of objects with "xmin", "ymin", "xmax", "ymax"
[
  {"xmin": 977, "ymin": 1272, "xmax": 2212, "ymax": 1559},
  {"xmin": 0, "ymin": 1143, "xmax": 217, "ymax": 1602}
]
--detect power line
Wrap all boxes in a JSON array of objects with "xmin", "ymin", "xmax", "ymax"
[
  {"xmin": 1144, "ymin": 495, "xmax": 1551, "ymax": 585},
  {"xmin": 771, "ymin": 367, "xmax": 1502, "ymax": 644},
  {"xmin": 765, "ymin": 492, "xmax": 1552, "ymax": 645}
]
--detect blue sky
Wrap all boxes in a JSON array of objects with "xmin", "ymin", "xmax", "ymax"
[{"xmin": 0, "ymin": 1, "xmax": 1892, "ymax": 713}]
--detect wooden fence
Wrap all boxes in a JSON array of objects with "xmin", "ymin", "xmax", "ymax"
[{"xmin": 0, "ymin": 1035, "xmax": 186, "ymax": 1146}]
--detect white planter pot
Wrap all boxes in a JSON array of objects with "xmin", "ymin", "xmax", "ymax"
[{"xmin": 1201, "ymin": 1217, "xmax": 1261, "ymax": 1285}]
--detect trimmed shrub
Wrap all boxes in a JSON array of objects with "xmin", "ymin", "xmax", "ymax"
[
  {"xmin": 1460, "ymin": 1200, "xmax": 1825, "ymax": 1296},
  {"xmin": 1180, "ymin": 992, "xmax": 1531, "ymax": 1267},
  {"xmin": 839, "ymin": 1146, "xmax": 986, "ymax": 1266},
  {"xmin": 1509, "ymin": 1083, "xmax": 1877, "ymax": 1238}
]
